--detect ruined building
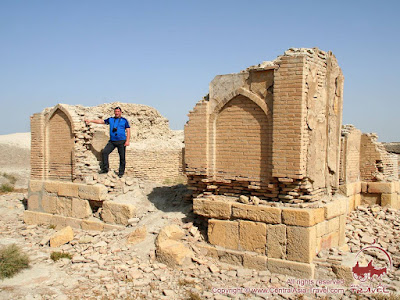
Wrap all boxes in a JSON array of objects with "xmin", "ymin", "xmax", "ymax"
[
  {"xmin": 185, "ymin": 48, "xmax": 399, "ymax": 278},
  {"xmin": 25, "ymin": 103, "xmax": 184, "ymax": 229},
  {"xmin": 24, "ymin": 48, "xmax": 399, "ymax": 279}
]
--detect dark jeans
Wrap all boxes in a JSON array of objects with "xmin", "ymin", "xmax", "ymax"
[{"xmin": 102, "ymin": 140, "xmax": 126, "ymax": 175}]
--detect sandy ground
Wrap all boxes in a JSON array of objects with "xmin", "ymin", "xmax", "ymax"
[{"xmin": 0, "ymin": 133, "xmax": 30, "ymax": 189}]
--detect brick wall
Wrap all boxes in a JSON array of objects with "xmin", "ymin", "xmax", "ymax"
[
  {"xmin": 272, "ymin": 55, "xmax": 305, "ymax": 179},
  {"xmin": 30, "ymin": 113, "xmax": 45, "ymax": 179},
  {"xmin": 184, "ymin": 100, "xmax": 208, "ymax": 175},
  {"xmin": 215, "ymin": 95, "xmax": 271, "ymax": 181},
  {"xmin": 48, "ymin": 109, "xmax": 74, "ymax": 181},
  {"xmin": 339, "ymin": 125, "xmax": 362, "ymax": 184},
  {"xmin": 360, "ymin": 133, "xmax": 398, "ymax": 182}
]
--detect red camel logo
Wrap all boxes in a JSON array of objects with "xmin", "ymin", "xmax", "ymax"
[{"xmin": 352, "ymin": 243, "xmax": 392, "ymax": 282}]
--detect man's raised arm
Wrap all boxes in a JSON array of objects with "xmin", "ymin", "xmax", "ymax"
[{"xmin": 84, "ymin": 119, "xmax": 105, "ymax": 125}]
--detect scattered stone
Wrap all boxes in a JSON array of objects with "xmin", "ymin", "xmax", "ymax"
[
  {"xmin": 126, "ymin": 226, "xmax": 147, "ymax": 244},
  {"xmin": 50, "ymin": 226, "xmax": 74, "ymax": 248}
]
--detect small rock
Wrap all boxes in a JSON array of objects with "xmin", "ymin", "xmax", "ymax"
[
  {"xmin": 239, "ymin": 195, "xmax": 249, "ymax": 204},
  {"xmin": 127, "ymin": 226, "xmax": 147, "ymax": 244},
  {"xmin": 50, "ymin": 226, "xmax": 74, "ymax": 248}
]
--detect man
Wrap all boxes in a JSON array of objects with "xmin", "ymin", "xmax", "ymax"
[{"xmin": 85, "ymin": 106, "xmax": 130, "ymax": 177}]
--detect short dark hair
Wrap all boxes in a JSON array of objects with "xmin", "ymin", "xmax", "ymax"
[{"xmin": 114, "ymin": 106, "xmax": 122, "ymax": 111}]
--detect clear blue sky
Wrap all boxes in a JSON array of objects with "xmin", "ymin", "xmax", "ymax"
[{"xmin": 1, "ymin": 0, "xmax": 399, "ymax": 142}]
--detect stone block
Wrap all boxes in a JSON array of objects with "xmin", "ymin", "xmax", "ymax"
[
  {"xmin": 23, "ymin": 210, "xmax": 52, "ymax": 225},
  {"xmin": 339, "ymin": 182, "xmax": 358, "ymax": 196},
  {"xmin": 29, "ymin": 180, "xmax": 43, "ymax": 193},
  {"xmin": 381, "ymin": 193, "xmax": 399, "ymax": 209},
  {"xmin": 81, "ymin": 219, "xmax": 104, "ymax": 231},
  {"xmin": 316, "ymin": 231, "xmax": 339, "ymax": 252},
  {"xmin": 101, "ymin": 201, "xmax": 136, "ymax": 226},
  {"xmin": 361, "ymin": 193, "xmax": 380, "ymax": 206},
  {"xmin": 239, "ymin": 221, "xmax": 267, "ymax": 254},
  {"xmin": 282, "ymin": 207, "xmax": 324, "ymax": 227},
  {"xmin": 354, "ymin": 182, "xmax": 362, "ymax": 194},
  {"xmin": 348, "ymin": 195, "xmax": 355, "ymax": 212},
  {"xmin": 193, "ymin": 198, "xmax": 231, "ymax": 220},
  {"xmin": 58, "ymin": 182, "xmax": 79, "ymax": 197},
  {"xmin": 266, "ymin": 224, "xmax": 286, "ymax": 259},
  {"xmin": 339, "ymin": 215, "xmax": 346, "ymax": 246},
  {"xmin": 156, "ymin": 224, "xmax": 185, "ymax": 246},
  {"xmin": 44, "ymin": 181, "xmax": 60, "ymax": 193},
  {"xmin": 331, "ymin": 265, "xmax": 354, "ymax": 285},
  {"xmin": 286, "ymin": 225, "xmax": 316, "ymax": 263},
  {"xmin": 324, "ymin": 197, "xmax": 347, "ymax": 220},
  {"xmin": 243, "ymin": 253, "xmax": 268, "ymax": 270},
  {"xmin": 217, "ymin": 248, "xmax": 243, "ymax": 266},
  {"xmin": 65, "ymin": 217, "xmax": 83, "ymax": 229},
  {"xmin": 156, "ymin": 239, "xmax": 193, "ymax": 267},
  {"xmin": 56, "ymin": 197, "xmax": 72, "ymax": 217},
  {"xmin": 267, "ymin": 258, "xmax": 315, "ymax": 279},
  {"xmin": 50, "ymin": 226, "xmax": 74, "ymax": 247},
  {"xmin": 127, "ymin": 226, "xmax": 147, "ymax": 244},
  {"xmin": 71, "ymin": 198, "xmax": 92, "ymax": 219},
  {"xmin": 196, "ymin": 243, "xmax": 219, "ymax": 259},
  {"xmin": 394, "ymin": 180, "xmax": 400, "ymax": 193},
  {"xmin": 208, "ymin": 219, "xmax": 238, "ymax": 250},
  {"xmin": 27, "ymin": 194, "xmax": 40, "ymax": 211},
  {"xmin": 367, "ymin": 182, "xmax": 395, "ymax": 194},
  {"xmin": 50, "ymin": 215, "xmax": 67, "ymax": 229},
  {"xmin": 103, "ymin": 224, "xmax": 125, "ymax": 231},
  {"xmin": 316, "ymin": 216, "xmax": 340, "ymax": 238},
  {"xmin": 361, "ymin": 182, "xmax": 368, "ymax": 193},
  {"xmin": 42, "ymin": 195, "xmax": 57, "ymax": 214},
  {"xmin": 354, "ymin": 193, "xmax": 362, "ymax": 208},
  {"xmin": 232, "ymin": 203, "xmax": 281, "ymax": 224},
  {"xmin": 78, "ymin": 184, "xmax": 108, "ymax": 201}
]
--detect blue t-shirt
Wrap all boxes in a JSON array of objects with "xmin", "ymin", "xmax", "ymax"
[{"xmin": 104, "ymin": 117, "xmax": 130, "ymax": 141}]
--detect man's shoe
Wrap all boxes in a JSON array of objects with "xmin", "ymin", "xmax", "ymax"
[
  {"xmin": 99, "ymin": 169, "xmax": 109, "ymax": 174},
  {"xmin": 118, "ymin": 174, "xmax": 124, "ymax": 178}
]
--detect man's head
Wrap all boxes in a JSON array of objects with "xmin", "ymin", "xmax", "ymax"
[{"xmin": 114, "ymin": 107, "xmax": 122, "ymax": 118}]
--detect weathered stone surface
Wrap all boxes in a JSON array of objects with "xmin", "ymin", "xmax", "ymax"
[
  {"xmin": 267, "ymin": 258, "xmax": 314, "ymax": 279},
  {"xmin": 338, "ymin": 215, "xmax": 346, "ymax": 246},
  {"xmin": 368, "ymin": 182, "xmax": 395, "ymax": 194},
  {"xmin": 232, "ymin": 203, "xmax": 281, "ymax": 224},
  {"xmin": 266, "ymin": 224, "xmax": 286, "ymax": 259},
  {"xmin": 282, "ymin": 207, "xmax": 324, "ymax": 227},
  {"xmin": 27, "ymin": 194, "xmax": 40, "ymax": 211},
  {"xmin": 29, "ymin": 180, "xmax": 43, "ymax": 193},
  {"xmin": 101, "ymin": 201, "xmax": 136, "ymax": 225},
  {"xmin": 71, "ymin": 198, "xmax": 92, "ymax": 219},
  {"xmin": 56, "ymin": 197, "xmax": 72, "ymax": 217},
  {"xmin": 50, "ymin": 215, "xmax": 67, "ymax": 229},
  {"xmin": 324, "ymin": 196, "xmax": 347, "ymax": 219},
  {"xmin": 58, "ymin": 182, "xmax": 79, "ymax": 197},
  {"xmin": 156, "ymin": 224, "xmax": 185, "ymax": 246},
  {"xmin": 381, "ymin": 193, "xmax": 399, "ymax": 209},
  {"xmin": 42, "ymin": 195, "xmax": 57, "ymax": 214},
  {"xmin": 193, "ymin": 198, "xmax": 231, "ymax": 220},
  {"xmin": 78, "ymin": 184, "xmax": 108, "ymax": 201},
  {"xmin": 50, "ymin": 226, "xmax": 74, "ymax": 247},
  {"xmin": 242, "ymin": 253, "xmax": 267, "ymax": 270},
  {"xmin": 23, "ymin": 210, "xmax": 52, "ymax": 225},
  {"xmin": 156, "ymin": 239, "xmax": 193, "ymax": 267},
  {"xmin": 208, "ymin": 220, "xmax": 239, "ymax": 250},
  {"xmin": 286, "ymin": 225, "xmax": 316, "ymax": 263},
  {"xmin": 361, "ymin": 193, "xmax": 380, "ymax": 206},
  {"xmin": 44, "ymin": 180, "xmax": 60, "ymax": 193},
  {"xmin": 81, "ymin": 219, "xmax": 104, "ymax": 231},
  {"xmin": 239, "ymin": 220, "xmax": 266, "ymax": 254},
  {"xmin": 316, "ymin": 217, "xmax": 340, "ymax": 238},
  {"xmin": 127, "ymin": 226, "xmax": 147, "ymax": 244}
]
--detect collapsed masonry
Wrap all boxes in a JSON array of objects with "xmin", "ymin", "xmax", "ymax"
[
  {"xmin": 185, "ymin": 48, "xmax": 400, "ymax": 278},
  {"xmin": 25, "ymin": 102, "xmax": 184, "ymax": 230}
]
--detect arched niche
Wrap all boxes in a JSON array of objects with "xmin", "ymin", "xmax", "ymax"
[
  {"xmin": 47, "ymin": 108, "xmax": 74, "ymax": 181},
  {"xmin": 212, "ymin": 94, "xmax": 272, "ymax": 182}
]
